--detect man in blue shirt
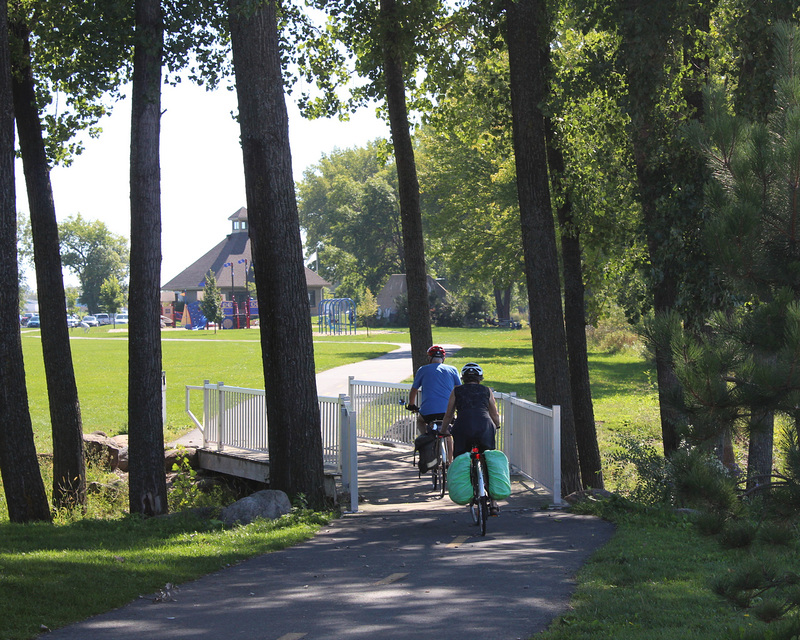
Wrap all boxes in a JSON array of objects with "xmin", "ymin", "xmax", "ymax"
[{"xmin": 407, "ymin": 345, "xmax": 461, "ymax": 434}]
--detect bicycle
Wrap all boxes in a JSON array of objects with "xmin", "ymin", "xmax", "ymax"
[
  {"xmin": 427, "ymin": 421, "xmax": 449, "ymax": 499},
  {"xmin": 468, "ymin": 445, "xmax": 490, "ymax": 536},
  {"xmin": 408, "ymin": 406, "xmax": 450, "ymax": 499}
]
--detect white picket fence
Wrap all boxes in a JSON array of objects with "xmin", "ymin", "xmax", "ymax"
[{"xmin": 185, "ymin": 378, "xmax": 562, "ymax": 511}]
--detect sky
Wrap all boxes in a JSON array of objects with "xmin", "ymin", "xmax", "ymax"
[{"xmin": 15, "ymin": 79, "xmax": 390, "ymax": 288}]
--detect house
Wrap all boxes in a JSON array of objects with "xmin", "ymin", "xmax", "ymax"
[
  {"xmin": 161, "ymin": 207, "xmax": 330, "ymax": 317},
  {"xmin": 375, "ymin": 274, "xmax": 450, "ymax": 319}
]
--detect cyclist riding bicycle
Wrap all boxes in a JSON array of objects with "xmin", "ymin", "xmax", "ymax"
[
  {"xmin": 406, "ymin": 345, "xmax": 460, "ymax": 436},
  {"xmin": 441, "ymin": 362, "xmax": 502, "ymax": 514}
]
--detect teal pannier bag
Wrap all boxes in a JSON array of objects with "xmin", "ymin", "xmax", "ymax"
[
  {"xmin": 447, "ymin": 452, "xmax": 472, "ymax": 505},
  {"xmin": 484, "ymin": 449, "xmax": 512, "ymax": 500}
]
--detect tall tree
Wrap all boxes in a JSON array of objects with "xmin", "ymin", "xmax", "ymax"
[
  {"xmin": 504, "ymin": 0, "xmax": 582, "ymax": 494},
  {"xmin": 9, "ymin": 12, "xmax": 86, "ymax": 510},
  {"xmin": 546, "ymin": 116, "xmax": 603, "ymax": 489},
  {"xmin": 59, "ymin": 214, "xmax": 129, "ymax": 314},
  {"xmin": 297, "ymin": 144, "xmax": 404, "ymax": 296},
  {"xmin": 609, "ymin": 0, "xmax": 716, "ymax": 456},
  {"xmin": 229, "ymin": 0, "xmax": 326, "ymax": 507},
  {"xmin": 673, "ymin": 21, "xmax": 800, "ymax": 486},
  {"xmin": 417, "ymin": 54, "xmax": 524, "ymax": 322},
  {"xmin": 128, "ymin": 0, "xmax": 167, "ymax": 516},
  {"xmin": 312, "ymin": 0, "xmax": 450, "ymax": 370},
  {"xmin": 379, "ymin": 0, "xmax": 433, "ymax": 371},
  {"xmin": 0, "ymin": 0, "xmax": 50, "ymax": 522}
]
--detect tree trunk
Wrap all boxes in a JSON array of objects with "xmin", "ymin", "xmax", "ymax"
[
  {"xmin": 229, "ymin": 0, "xmax": 326, "ymax": 508},
  {"xmin": 380, "ymin": 0, "xmax": 433, "ymax": 373},
  {"xmin": 504, "ymin": 0, "xmax": 582, "ymax": 495},
  {"xmin": 747, "ymin": 410, "xmax": 774, "ymax": 490},
  {"xmin": 617, "ymin": 0, "xmax": 683, "ymax": 456},
  {"xmin": 546, "ymin": 118, "xmax": 604, "ymax": 489},
  {"xmin": 128, "ymin": 0, "xmax": 167, "ymax": 516},
  {"xmin": 0, "ymin": 1, "xmax": 50, "ymax": 523},
  {"xmin": 10, "ymin": 19, "xmax": 86, "ymax": 510},
  {"xmin": 493, "ymin": 286, "xmax": 511, "ymax": 321}
]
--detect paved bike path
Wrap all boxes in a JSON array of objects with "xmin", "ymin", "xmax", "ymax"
[{"xmin": 48, "ymin": 342, "xmax": 616, "ymax": 640}]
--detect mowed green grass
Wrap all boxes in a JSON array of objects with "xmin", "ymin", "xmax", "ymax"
[
  {"xmin": 19, "ymin": 324, "xmax": 660, "ymax": 454},
  {"xmin": 20, "ymin": 326, "xmax": 404, "ymax": 450}
]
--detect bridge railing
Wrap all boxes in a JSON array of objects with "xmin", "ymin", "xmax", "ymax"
[
  {"xmin": 186, "ymin": 378, "xmax": 562, "ymax": 507},
  {"xmin": 185, "ymin": 381, "xmax": 358, "ymax": 512},
  {"xmin": 347, "ymin": 377, "xmax": 562, "ymax": 504}
]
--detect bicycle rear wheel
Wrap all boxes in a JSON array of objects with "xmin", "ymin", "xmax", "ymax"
[
  {"xmin": 439, "ymin": 460, "xmax": 447, "ymax": 499},
  {"xmin": 477, "ymin": 495, "xmax": 488, "ymax": 536}
]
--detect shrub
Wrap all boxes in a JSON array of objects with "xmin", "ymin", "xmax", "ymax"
[{"xmin": 719, "ymin": 519, "xmax": 758, "ymax": 549}]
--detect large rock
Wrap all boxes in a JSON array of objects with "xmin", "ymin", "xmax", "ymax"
[
  {"xmin": 83, "ymin": 432, "xmax": 124, "ymax": 470},
  {"xmin": 164, "ymin": 447, "xmax": 198, "ymax": 473},
  {"xmin": 219, "ymin": 490, "xmax": 292, "ymax": 527}
]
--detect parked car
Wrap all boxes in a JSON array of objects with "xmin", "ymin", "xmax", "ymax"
[
  {"xmin": 20, "ymin": 312, "xmax": 35, "ymax": 326},
  {"xmin": 94, "ymin": 313, "xmax": 111, "ymax": 326},
  {"xmin": 27, "ymin": 315, "xmax": 40, "ymax": 328},
  {"xmin": 114, "ymin": 313, "xmax": 128, "ymax": 324},
  {"xmin": 67, "ymin": 315, "xmax": 81, "ymax": 328},
  {"xmin": 82, "ymin": 315, "xmax": 99, "ymax": 327}
]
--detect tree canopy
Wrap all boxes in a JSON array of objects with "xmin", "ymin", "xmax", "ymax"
[{"xmin": 59, "ymin": 214, "xmax": 129, "ymax": 314}]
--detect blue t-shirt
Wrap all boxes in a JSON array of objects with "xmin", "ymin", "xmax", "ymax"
[{"xmin": 412, "ymin": 362, "xmax": 461, "ymax": 415}]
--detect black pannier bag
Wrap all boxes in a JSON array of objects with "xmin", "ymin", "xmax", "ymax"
[{"xmin": 414, "ymin": 433, "xmax": 438, "ymax": 475}]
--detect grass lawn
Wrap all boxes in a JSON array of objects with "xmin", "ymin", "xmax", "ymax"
[
  {"xmin": 19, "ymin": 326, "xmax": 403, "ymax": 449},
  {"xmin": 13, "ymin": 324, "xmax": 774, "ymax": 640},
  {"xmin": 537, "ymin": 503, "xmax": 775, "ymax": 640}
]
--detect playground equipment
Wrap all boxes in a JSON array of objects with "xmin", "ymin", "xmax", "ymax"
[{"xmin": 318, "ymin": 298, "xmax": 356, "ymax": 335}]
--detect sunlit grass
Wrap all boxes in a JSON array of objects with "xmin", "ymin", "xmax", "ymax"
[
  {"xmin": 20, "ymin": 329, "xmax": 399, "ymax": 448},
  {"xmin": 0, "ymin": 507, "xmax": 331, "ymax": 640}
]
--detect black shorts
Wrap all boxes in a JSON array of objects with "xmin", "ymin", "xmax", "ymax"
[{"xmin": 452, "ymin": 427, "xmax": 496, "ymax": 458}]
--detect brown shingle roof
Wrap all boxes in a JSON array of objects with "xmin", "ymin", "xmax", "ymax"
[{"xmin": 161, "ymin": 208, "xmax": 329, "ymax": 292}]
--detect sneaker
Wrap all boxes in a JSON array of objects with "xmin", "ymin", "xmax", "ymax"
[{"xmin": 490, "ymin": 504, "xmax": 500, "ymax": 516}]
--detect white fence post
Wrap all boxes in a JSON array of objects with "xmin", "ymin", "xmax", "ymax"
[
  {"xmin": 505, "ymin": 393, "xmax": 515, "ymax": 469},
  {"xmin": 202, "ymin": 379, "xmax": 210, "ymax": 448},
  {"xmin": 339, "ymin": 394, "xmax": 358, "ymax": 513},
  {"xmin": 217, "ymin": 382, "xmax": 225, "ymax": 452},
  {"xmin": 552, "ymin": 404, "xmax": 561, "ymax": 505},
  {"xmin": 161, "ymin": 371, "xmax": 167, "ymax": 427}
]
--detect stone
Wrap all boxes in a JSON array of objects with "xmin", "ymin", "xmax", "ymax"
[
  {"xmin": 563, "ymin": 488, "xmax": 614, "ymax": 505},
  {"xmin": 117, "ymin": 447, "xmax": 129, "ymax": 472},
  {"xmin": 219, "ymin": 489, "xmax": 292, "ymax": 527},
  {"xmin": 83, "ymin": 432, "xmax": 123, "ymax": 469},
  {"xmin": 164, "ymin": 447, "xmax": 198, "ymax": 473}
]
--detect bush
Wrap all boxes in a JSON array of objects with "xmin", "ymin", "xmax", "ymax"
[
  {"xmin": 586, "ymin": 306, "xmax": 642, "ymax": 354},
  {"xmin": 604, "ymin": 433, "xmax": 670, "ymax": 505},
  {"xmin": 719, "ymin": 519, "xmax": 758, "ymax": 549},
  {"xmin": 669, "ymin": 448, "xmax": 740, "ymax": 513}
]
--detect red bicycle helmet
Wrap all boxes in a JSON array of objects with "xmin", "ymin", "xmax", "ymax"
[{"xmin": 427, "ymin": 345, "xmax": 446, "ymax": 358}]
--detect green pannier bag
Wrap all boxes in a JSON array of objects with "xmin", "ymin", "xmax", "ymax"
[
  {"xmin": 447, "ymin": 452, "xmax": 472, "ymax": 505},
  {"xmin": 484, "ymin": 449, "xmax": 512, "ymax": 500}
]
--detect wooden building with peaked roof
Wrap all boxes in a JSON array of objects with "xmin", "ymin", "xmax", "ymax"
[
  {"xmin": 161, "ymin": 207, "xmax": 330, "ymax": 316},
  {"xmin": 375, "ymin": 274, "xmax": 449, "ymax": 319}
]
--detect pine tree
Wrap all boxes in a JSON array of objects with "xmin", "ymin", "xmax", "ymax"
[
  {"xmin": 200, "ymin": 270, "xmax": 223, "ymax": 333},
  {"xmin": 672, "ymin": 21, "xmax": 800, "ymax": 487}
]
